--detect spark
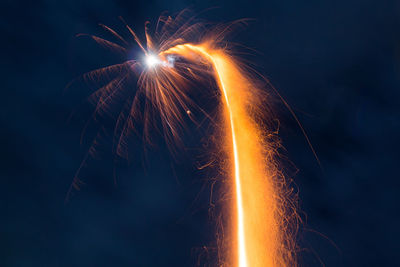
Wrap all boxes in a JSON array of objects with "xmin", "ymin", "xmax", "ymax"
[{"xmin": 71, "ymin": 10, "xmax": 299, "ymax": 267}]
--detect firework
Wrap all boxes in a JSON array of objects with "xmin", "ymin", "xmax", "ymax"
[{"xmin": 70, "ymin": 10, "xmax": 298, "ymax": 267}]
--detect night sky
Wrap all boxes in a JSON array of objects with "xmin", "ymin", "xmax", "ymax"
[{"xmin": 2, "ymin": 0, "xmax": 400, "ymax": 266}]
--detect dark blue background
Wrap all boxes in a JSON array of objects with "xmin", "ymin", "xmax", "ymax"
[{"xmin": 2, "ymin": 0, "xmax": 400, "ymax": 266}]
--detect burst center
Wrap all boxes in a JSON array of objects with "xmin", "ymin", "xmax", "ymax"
[{"xmin": 145, "ymin": 54, "xmax": 160, "ymax": 68}]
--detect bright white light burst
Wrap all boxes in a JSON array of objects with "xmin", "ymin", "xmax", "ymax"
[
  {"xmin": 144, "ymin": 54, "xmax": 175, "ymax": 68},
  {"xmin": 145, "ymin": 54, "xmax": 160, "ymax": 68}
]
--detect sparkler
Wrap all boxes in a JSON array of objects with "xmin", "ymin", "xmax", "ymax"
[{"xmin": 71, "ymin": 10, "xmax": 298, "ymax": 267}]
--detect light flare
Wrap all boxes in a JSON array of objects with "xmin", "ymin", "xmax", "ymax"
[
  {"xmin": 145, "ymin": 54, "xmax": 175, "ymax": 68},
  {"xmin": 145, "ymin": 54, "xmax": 160, "ymax": 67}
]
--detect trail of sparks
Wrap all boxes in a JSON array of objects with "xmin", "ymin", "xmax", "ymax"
[
  {"xmin": 71, "ymin": 11, "xmax": 298, "ymax": 266},
  {"xmin": 206, "ymin": 51, "xmax": 247, "ymax": 267},
  {"xmin": 161, "ymin": 44, "xmax": 285, "ymax": 266},
  {"xmin": 163, "ymin": 45, "xmax": 249, "ymax": 266},
  {"xmin": 215, "ymin": 55, "xmax": 247, "ymax": 267},
  {"xmin": 216, "ymin": 61, "xmax": 247, "ymax": 267}
]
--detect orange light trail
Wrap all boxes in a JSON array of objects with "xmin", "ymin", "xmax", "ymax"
[
  {"xmin": 207, "ymin": 50, "xmax": 247, "ymax": 267},
  {"xmin": 161, "ymin": 43, "xmax": 296, "ymax": 266},
  {"xmin": 161, "ymin": 44, "xmax": 247, "ymax": 266}
]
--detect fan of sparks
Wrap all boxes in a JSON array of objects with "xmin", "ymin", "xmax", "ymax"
[{"xmin": 71, "ymin": 10, "xmax": 299, "ymax": 267}]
